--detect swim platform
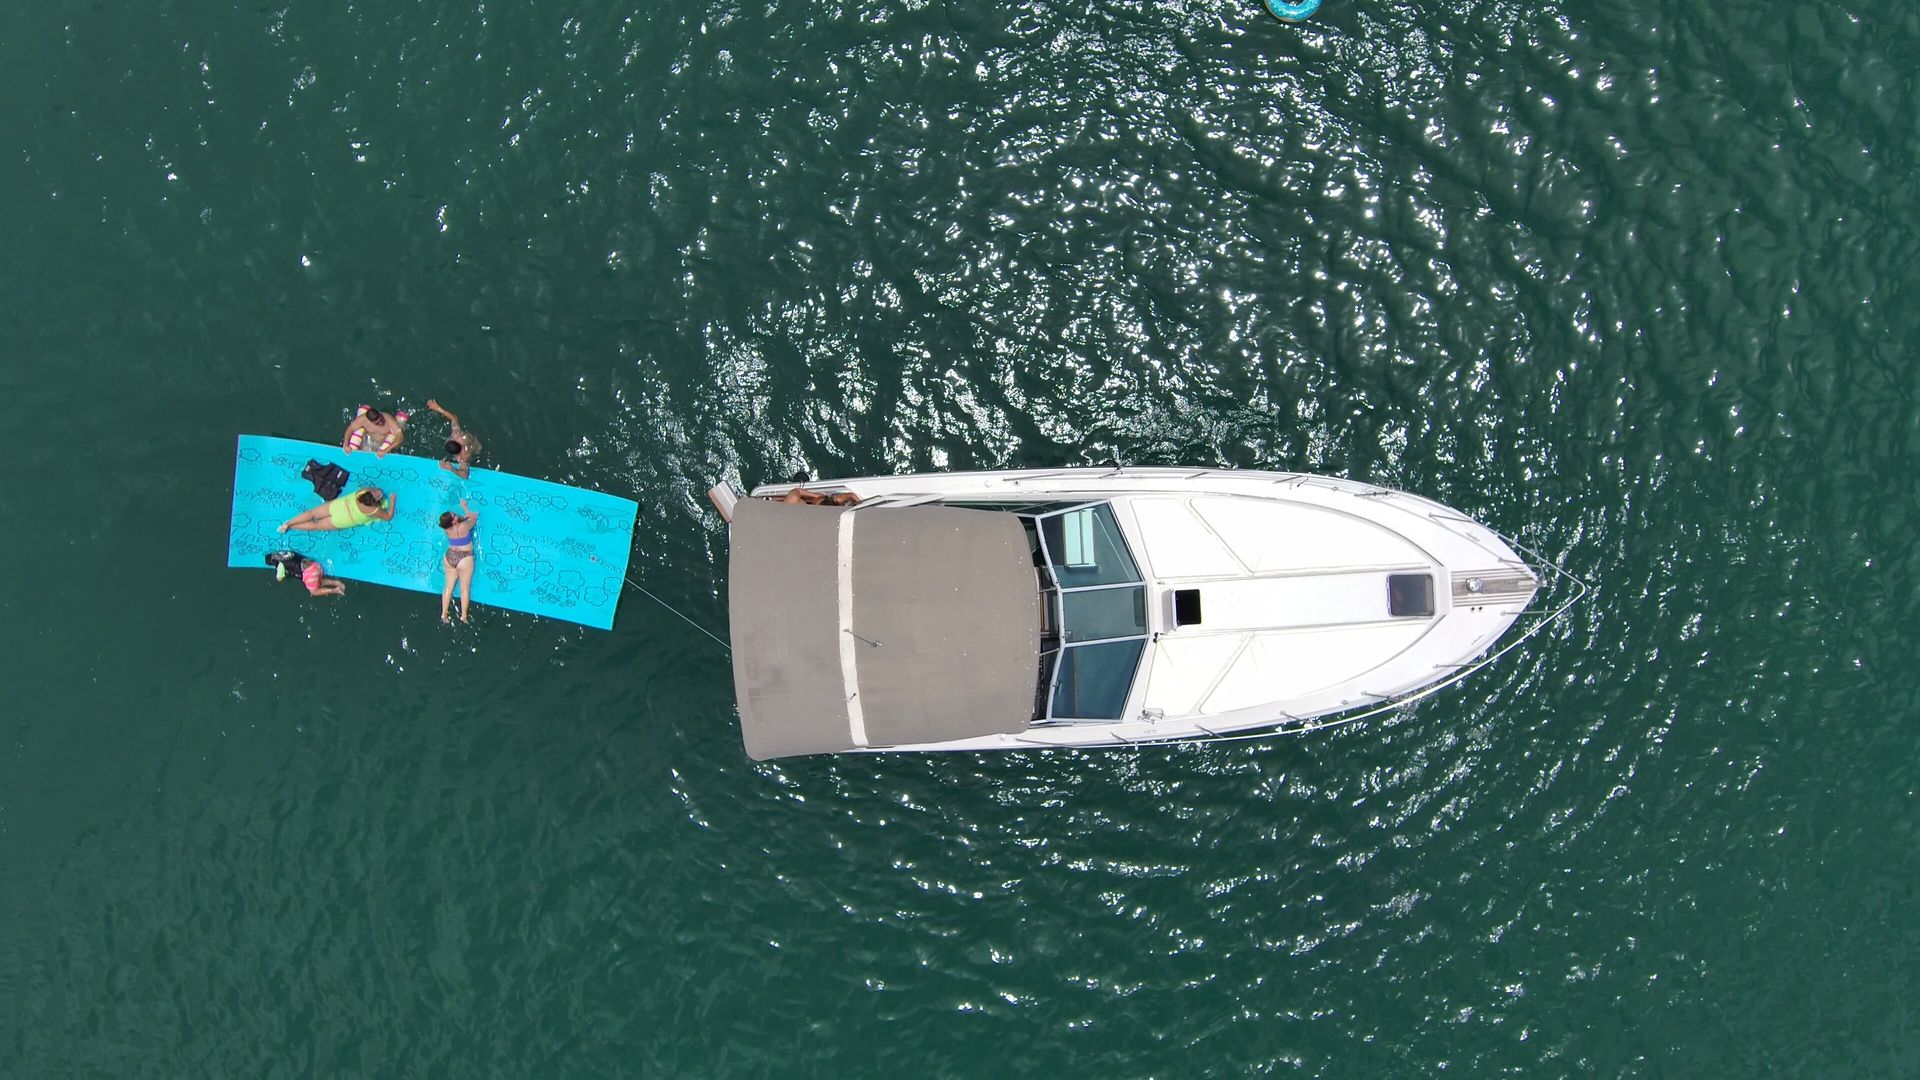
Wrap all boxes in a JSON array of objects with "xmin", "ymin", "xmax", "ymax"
[{"xmin": 227, "ymin": 435, "xmax": 639, "ymax": 630}]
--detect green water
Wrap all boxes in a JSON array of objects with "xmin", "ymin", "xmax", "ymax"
[{"xmin": 4, "ymin": 0, "xmax": 1916, "ymax": 1073}]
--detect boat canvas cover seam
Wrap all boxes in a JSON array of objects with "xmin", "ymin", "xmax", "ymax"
[{"xmin": 837, "ymin": 510, "xmax": 869, "ymax": 748}]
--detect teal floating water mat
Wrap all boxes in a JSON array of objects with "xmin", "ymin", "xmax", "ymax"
[{"xmin": 227, "ymin": 435, "xmax": 638, "ymax": 630}]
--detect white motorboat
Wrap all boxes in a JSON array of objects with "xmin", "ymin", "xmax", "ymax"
[{"xmin": 715, "ymin": 467, "xmax": 1582, "ymax": 760}]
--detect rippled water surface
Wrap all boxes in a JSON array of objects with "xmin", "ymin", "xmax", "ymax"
[{"xmin": 4, "ymin": 0, "xmax": 1917, "ymax": 1073}]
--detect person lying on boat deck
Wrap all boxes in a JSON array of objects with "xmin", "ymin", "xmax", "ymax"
[
  {"xmin": 777, "ymin": 486, "xmax": 859, "ymax": 507},
  {"xmin": 439, "ymin": 500, "xmax": 478, "ymax": 624},
  {"xmin": 277, "ymin": 487, "xmax": 396, "ymax": 532},
  {"xmin": 343, "ymin": 405, "xmax": 409, "ymax": 457},
  {"xmin": 425, "ymin": 398, "xmax": 481, "ymax": 479}
]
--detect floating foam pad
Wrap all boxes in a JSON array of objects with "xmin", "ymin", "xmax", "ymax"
[{"xmin": 228, "ymin": 435, "xmax": 638, "ymax": 630}]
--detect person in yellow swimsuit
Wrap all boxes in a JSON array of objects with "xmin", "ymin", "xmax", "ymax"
[{"xmin": 277, "ymin": 487, "xmax": 396, "ymax": 532}]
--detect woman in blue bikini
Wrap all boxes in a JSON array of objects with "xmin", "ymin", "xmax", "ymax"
[{"xmin": 439, "ymin": 499, "xmax": 478, "ymax": 623}]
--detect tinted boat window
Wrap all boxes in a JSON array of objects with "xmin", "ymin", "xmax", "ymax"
[
  {"xmin": 1039, "ymin": 505, "xmax": 1140, "ymax": 588},
  {"xmin": 1050, "ymin": 640, "xmax": 1147, "ymax": 720},
  {"xmin": 1062, "ymin": 586, "xmax": 1147, "ymax": 642}
]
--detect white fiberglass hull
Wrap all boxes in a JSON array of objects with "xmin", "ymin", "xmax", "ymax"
[{"xmin": 743, "ymin": 467, "xmax": 1571, "ymax": 752}]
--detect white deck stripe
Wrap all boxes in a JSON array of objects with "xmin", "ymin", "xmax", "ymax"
[{"xmin": 836, "ymin": 510, "xmax": 868, "ymax": 748}]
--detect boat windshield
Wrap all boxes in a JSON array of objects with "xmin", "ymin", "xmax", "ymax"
[
  {"xmin": 1040, "ymin": 504, "xmax": 1140, "ymax": 587},
  {"xmin": 1050, "ymin": 640, "xmax": 1146, "ymax": 720},
  {"xmin": 1061, "ymin": 586, "xmax": 1146, "ymax": 642},
  {"xmin": 1028, "ymin": 503, "xmax": 1149, "ymax": 721}
]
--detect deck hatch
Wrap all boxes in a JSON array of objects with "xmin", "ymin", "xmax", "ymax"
[
  {"xmin": 1387, "ymin": 573, "xmax": 1435, "ymax": 617},
  {"xmin": 1174, "ymin": 588, "xmax": 1203, "ymax": 626}
]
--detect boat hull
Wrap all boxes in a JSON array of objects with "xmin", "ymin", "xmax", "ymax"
[{"xmin": 741, "ymin": 467, "xmax": 1560, "ymax": 751}]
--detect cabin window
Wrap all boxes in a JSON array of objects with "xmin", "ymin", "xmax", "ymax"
[
  {"xmin": 1050, "ymin": 640, "xmax": 1147, "ymax": 720},
  {"xmin": 1038, "ymin": 505, "xmax": 1140, "ymax": 588},
  {"xmin": 1061, "ymin": 585, "xmax": 1147, "ymax": 643},
  {"xmin": 1024, "ymin": 502, "xmax": 1152, "ymax": 721}
]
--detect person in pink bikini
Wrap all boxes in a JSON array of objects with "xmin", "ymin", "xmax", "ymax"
[
  {"xmin": 266, "ymin": 551, "xmax": 346, "ymax": 597},
  {"xmin": 297, "ymin": 559, "xmax": 347, "ymax": 597}
]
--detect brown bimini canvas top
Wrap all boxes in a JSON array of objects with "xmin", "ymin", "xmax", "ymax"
[{"xmin": 728, "ymin": 498, "xmax": 1042, "ymax": 760}]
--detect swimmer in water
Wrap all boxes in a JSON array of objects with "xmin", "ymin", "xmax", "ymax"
[
  {"xmin": 425, "ymin": 398, "xmax": 481, "ymax": 479},
  {"xmin": 439, "ymin": 499, "xmax": 478, "ymax": 623},
  {"xmin": 278, "ymin": 487, "xmax": 396, "ymax": 532},
  {"xmin": 267, "ymin": 551, "xmax": 346, "ymax": 597},
  {"xmin": 343, "ymin": 405, "xmax": 409, "ymax": 457},
  {"xmin": 301, "ymin": 561, "xmax": 347, "ymax": 597}
]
